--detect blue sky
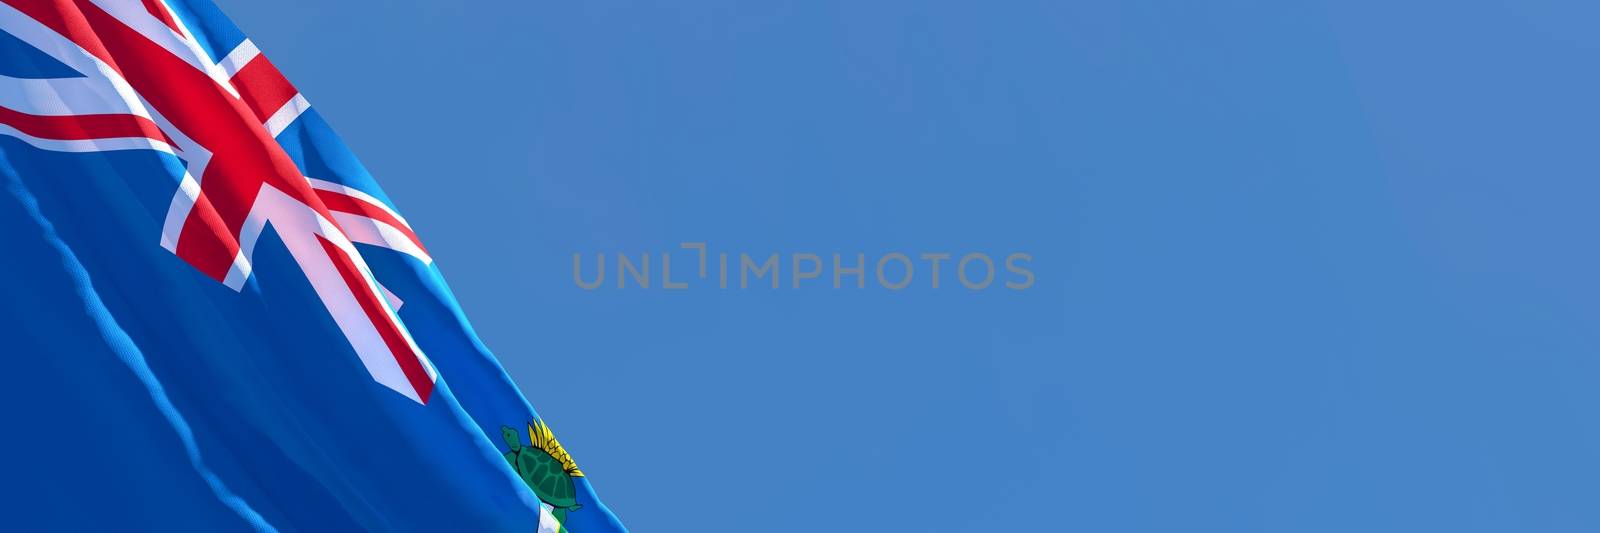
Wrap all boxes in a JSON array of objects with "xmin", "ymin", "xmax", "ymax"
[{"xmin": 217, "ymin": 0, "xmax": 1600, "ymax": 530}]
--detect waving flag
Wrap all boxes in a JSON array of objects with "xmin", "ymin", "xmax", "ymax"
[{"xmin": 0, "ymin": 1, "xmax": 624, "ymax": 531}]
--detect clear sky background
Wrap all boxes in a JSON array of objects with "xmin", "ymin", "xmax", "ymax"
[{"xmin": 216, "ymin": 1, "xmax": 1599, "ymax": 531}]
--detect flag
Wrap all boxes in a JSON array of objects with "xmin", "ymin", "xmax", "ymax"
[{"xmin": 0, "ymin": 1, "xmax": 625, "ymax": 531}]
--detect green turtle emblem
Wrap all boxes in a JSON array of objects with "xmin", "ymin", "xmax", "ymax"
[{"xmin": 501, "ymin": 420, "xmax": 584, "ymax": 524}]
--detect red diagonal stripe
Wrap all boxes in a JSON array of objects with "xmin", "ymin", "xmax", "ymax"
[
  {"xmin": 231, "ymin": 55, "xmax": 296, "ymax": 123},
  {"xmin": 7, "ymin": 0, "xmax": 438, "ymax": 404},
  {"xmin": 314, "ymin": 189, "xmax": 428, "ymax": 255},
  {"xmin": 0, "ymin": 105, "xmax": 172, "ymax": 143},
  {"xmin": 5, "ymin": 0, "xmax": 318, "ymax": 280},
  {"xmin": 316, "ymin": 234, "xmax": 434, "ymax": 403},
  {"xmin": 7, "ymin": 0, "xmax": 118, "ymax": 71},
  {"xmin": 138, "ymin": 0, "xmax": 179, "ymax": 33}
]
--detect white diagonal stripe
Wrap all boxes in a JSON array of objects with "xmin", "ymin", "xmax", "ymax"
[
  {"xmin": 217, "ymin": 39, "xmax": 260, "ymax": 77},
  {"xmin": 264, "ymin": 93, "xmax": 309, "ymax": 138}
]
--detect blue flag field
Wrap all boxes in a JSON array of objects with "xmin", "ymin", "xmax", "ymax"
[{"xmin": 0, "ymin": 1, "xmax": 624, "ymax": 531}]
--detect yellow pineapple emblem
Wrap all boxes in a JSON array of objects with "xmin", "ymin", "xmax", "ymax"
[
  {"xmin": 527, "ymin": 418, "xmax": 583, "ymax": 477},
  {"xmin": 501, "ymin": 419, "xmax": 585, "ymax": 519}
]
